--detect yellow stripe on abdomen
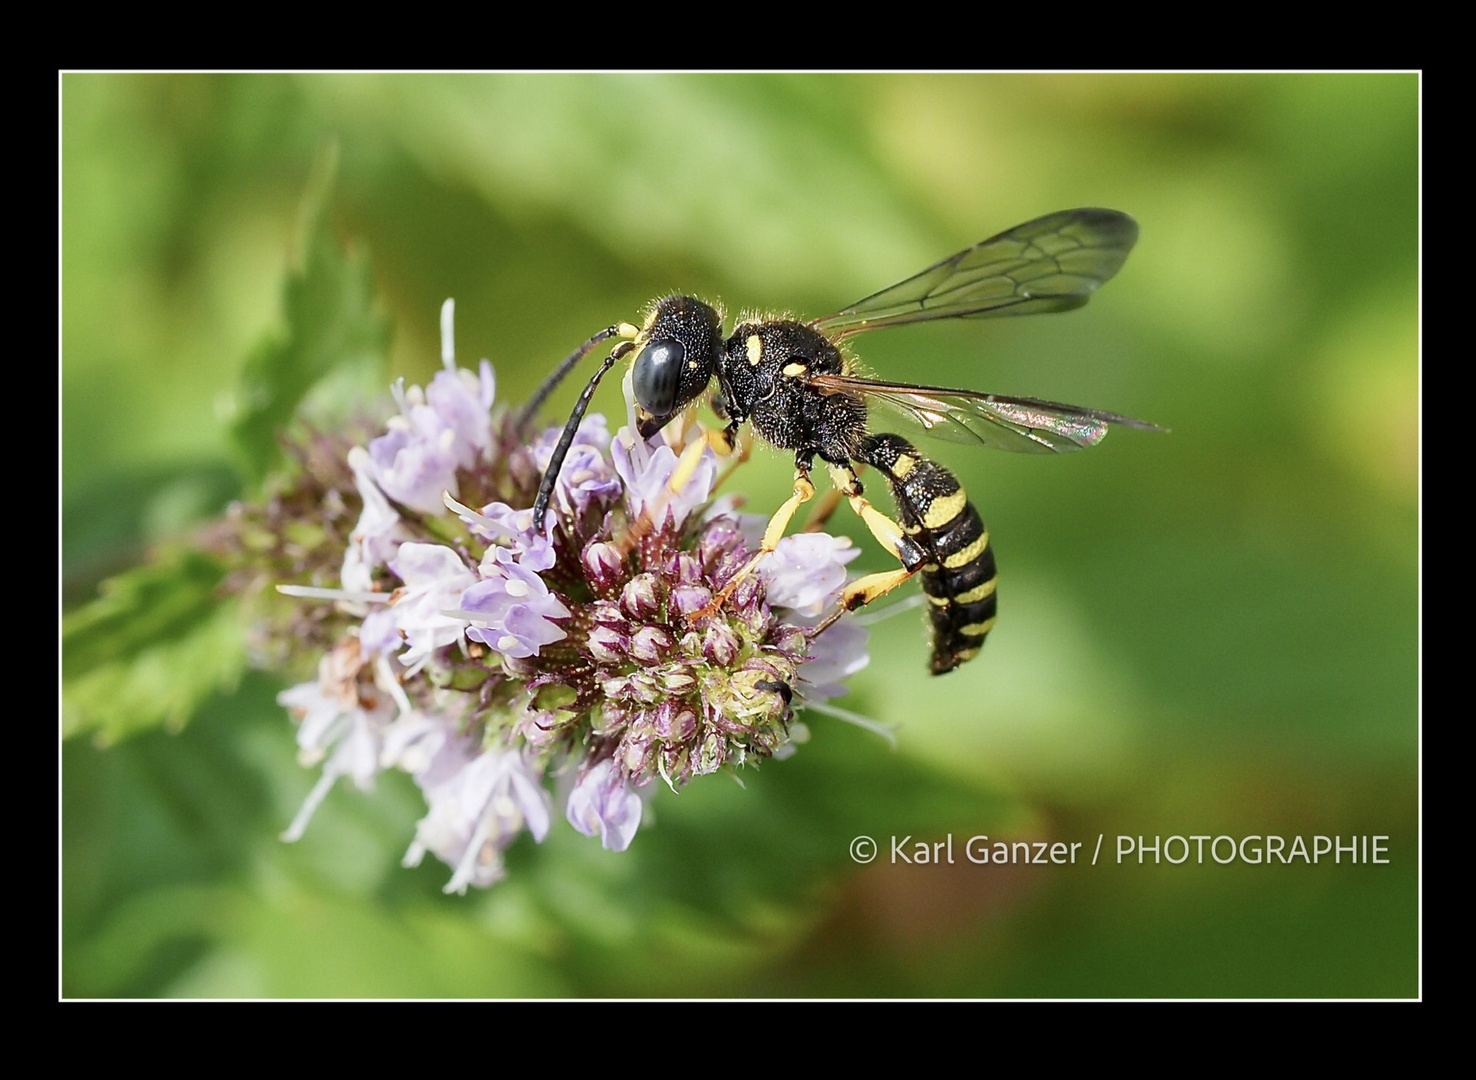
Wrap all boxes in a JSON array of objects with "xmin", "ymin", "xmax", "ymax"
[
  {"xmin": 955, "ymin": 577, "xmax": 998, "ymax": 605},
  {"xmin": 922, "ymin": 488, "xmax": 969, "ymax": 530},
  {"xmin": 942, "ymin": 531, "xmax": 989, "ymax": 569}
]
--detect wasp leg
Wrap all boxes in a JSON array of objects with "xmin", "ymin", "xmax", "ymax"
[
  {"xmin": 805, "ymin": 463, "xmax": 932, "ymax": 638},
  {"xmin": 705, "ymin": 419, "xmax": 743, "ymax": 457},
  {"xmin": 824, "ymin": 463, "xmax": 927, "ymax": 572},
  {"xmin": 810, "ymin": 566, "xmax": 920, "ymax": 638},
  {"xmin": 709, "ymin": 425, "xmax": 754, "ymax": 497},
  {"xmin": 692, "ymin": 460, "xmax": 815, "ymax": 620}
]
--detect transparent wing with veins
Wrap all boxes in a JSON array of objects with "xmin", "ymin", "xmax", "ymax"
[
  {"xmin": 805, "ymin": 373, "xmax": 1163, "ymax": 454},
  {"xmin": 812, "ymin": 208, "xmax": 1139, "ymax": 342}
]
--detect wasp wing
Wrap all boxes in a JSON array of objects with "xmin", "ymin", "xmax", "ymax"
[
  {"xmin": 813, "ymin": 208, "xmax": 1138, "ymax": 342},
  {"xmin": 807, "ymin": 373, "xmax": 1162, "ymax": 454}
]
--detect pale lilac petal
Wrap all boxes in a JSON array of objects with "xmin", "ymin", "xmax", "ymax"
[
  {"xmin": 424, "ymin": 361, "xmax": 495, "ymax": 468},
  {"xmin": 566, "ymin": 759, "xmax": 644, "ymax": 852},
  {"xmin": 760, "ymin": 533, "xmax": 861, "ymax": 617},
  {"xmin": 342, "ymin": 447, "xmax": 406, "ymax": 592},
  {"xmin": 358, "ymin": 607, "xmax": 401, "ymax": 657},
  {"xmin": 457, "ymin": 502, "xmax": 558, "ymax": 573},
  {"xmin": 529, "ymin": 416, "xmax": 621, "ymax": 517},
  {"xmin": 794, "ymin": 617, "xmax": 870, "ymax": 703},
  {"xmin": 611, "ymin": 437, "xmax": 717, "ymax": 529},
  {"xmin": 383, "ymin": 543, "xmax": 478, "ymax": 673},
  {"xmin": 368, "ymin": 426, "xmax": 461, "ymax": 515},
  {"xmin": 277, "ymin": 652, "xmax": 396, "ymax": 842},
  {"xmin": 404, "ymin": 746, "xmax": 553, "ymax": 894}
]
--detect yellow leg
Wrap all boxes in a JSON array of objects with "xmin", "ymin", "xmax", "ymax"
[
  {"xmin": 840, "ymin": 566, "xmax": 917, "ymax": 610},
  {"xmin": 761, "ymin": 471, "xmax": 816, "ymax": 550},
  {"xmin": 804, "ymin": 464, "xmax": 933, "ymax": 638},
  {"xmin": 824, "ymin": 464, "xmax": 926, "ymax": 570},
  {"xmin": 810, "ymin": 567, "xmax": 920, "ymax": 638},
  {"xmin": 692, "ymin": 468, "xmax": 815, "ymax": 620},
  {"xmin": 703, "ymin": 421, "xmax": 743, "ymax": 458}
]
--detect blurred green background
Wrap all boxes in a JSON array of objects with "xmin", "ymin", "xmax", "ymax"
[{"xmin": 61, "ymin": 73, "xmax": 1418, "ymax": 998}]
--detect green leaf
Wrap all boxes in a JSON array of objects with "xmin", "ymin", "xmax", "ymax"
[
  {"xmin": 227, "ymin": 141, "xmax": 390, "ymax": 485},
  {"xmin": 62, "ymin": 549, "xmax": 245, "ymax": 744}
]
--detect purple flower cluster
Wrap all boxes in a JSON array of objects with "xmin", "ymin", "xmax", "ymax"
[{"xmin": 269, "ymin": 301, "xmax": 869, "ymax": 891}]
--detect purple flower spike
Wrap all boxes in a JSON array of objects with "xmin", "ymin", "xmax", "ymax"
[{"xmin": 246, "ymin": 300, "xmax": 874, "ymax": 893}]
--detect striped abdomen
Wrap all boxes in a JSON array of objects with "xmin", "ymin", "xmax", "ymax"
[{"xmin": 856, "ymin": 433, "xmax": 997, "ymax": 674}]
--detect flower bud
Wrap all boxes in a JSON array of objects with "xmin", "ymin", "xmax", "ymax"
[
  {"xmin": 621, "ymin": 733, "xmax": 656, "ymax": 776},
  {"xmin": 696, "ymin": 730, "xmax": 728, "ymax": 776},
  {"xmin": 702, "ymin": 623, "xmax": 740, "ymax": 667},
  {"xmin": 674, "ymin": 552, "xmax": 705, "ymax": 585},
  {"xmin": 670, "ymin": 584, "xmax": 713, "ymax": 617},
  {"xmin": 587, "ymin": 623, "xmax": 629, "ymax": 664},
  {"xmin": 620, "ymin": 573, "xmax": 665, "ymax": 620},
  {"xmin": 581, "ymin": 541, "xmax": 627, "ymax": 594},
  {"xmin": 630, "ymin": 626, "xmax": 674, "ymax": 663},
  {"xmin": 650, "ymin": 699, "xmax": 697, "ymax": 741}
]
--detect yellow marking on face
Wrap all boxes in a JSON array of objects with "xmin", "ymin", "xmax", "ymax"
[
  {"xmin": 782, "ymin": 361, "xmax": 807, "ymax": 378},
  {"xmin": 926, "ymin": 593, "xmax": 950, "ymax": 607},
  {"xmin": 942, "ymin": 531, "xmax": 989, "ymax": 569},
  {"xmin": 955, "ymin": 577, "xmax": 998, "ymax": 605},
  {"xmin": 922, "ymin": 489, "xmax": 969, "ymax": 530},
  {"xmin": 746, "ymin": 335, "xmax": 763, "ymax": 366},
  {"xmin": 960, "ymin": 618, "xmax": 996, "ymax": 637},
  {"xmin": 892, "ymin": 454, "xmax": 916, "ymax": 478},
  {"xmin": 687, "ymin": 360, "xmax": 698, "ymax": 370},
  {"xmin": 618, "ymin": 321, "xmax": 642, "ymax": 339}
]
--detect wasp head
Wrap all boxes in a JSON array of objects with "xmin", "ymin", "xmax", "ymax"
[{"xmin": 632, "ymin": 296, "xmax": 722, "ymax": 439}]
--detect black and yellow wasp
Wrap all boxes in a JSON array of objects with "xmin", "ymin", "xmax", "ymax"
[{"xmin": 524, "ymin": 208, "xmax": 1158, "ymax": 673}]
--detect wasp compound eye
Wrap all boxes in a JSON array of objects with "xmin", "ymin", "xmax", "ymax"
[{"xmin": 632, "ymin": 338, "xmax": 686, "ymax": 416}]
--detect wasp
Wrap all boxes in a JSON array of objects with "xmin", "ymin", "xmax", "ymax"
[{"xmin": 522, "ymin": 208, "xmax": 1159, "ymax": 673}]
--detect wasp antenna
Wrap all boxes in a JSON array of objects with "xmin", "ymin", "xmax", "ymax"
[
  {"xmin": 516, "ymin": 325, "xmax": 623, "ymax": 437},
  {"xmin": 531, "ymin": 348, "xmax": 625, "ymax": 524}
]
